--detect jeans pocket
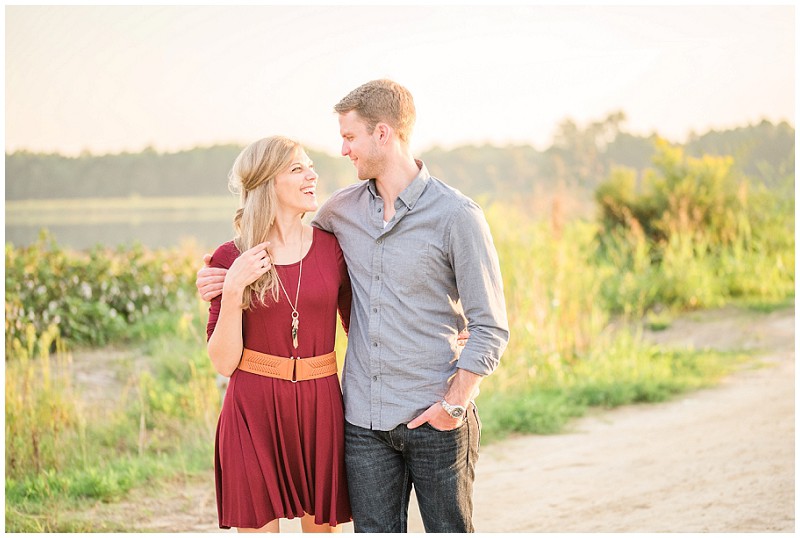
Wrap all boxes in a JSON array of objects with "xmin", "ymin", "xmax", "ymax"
[{"xmin": 424, "ymin": 418, "xmax": 467, "ymax": 433}]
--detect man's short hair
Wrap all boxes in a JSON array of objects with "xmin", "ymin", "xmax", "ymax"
[{"xmin": 334, "ymin": 79, "xmax": 416, "ymax": 143}]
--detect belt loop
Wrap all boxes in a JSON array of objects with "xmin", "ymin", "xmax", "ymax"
[{"xmin": 291, "ymin": 356, "xmax": 298, "ymax": 383}]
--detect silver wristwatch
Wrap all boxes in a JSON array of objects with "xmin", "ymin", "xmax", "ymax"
[{"xmin": 441, "ymin": 399, "xmax": 467, "ymax": 419}]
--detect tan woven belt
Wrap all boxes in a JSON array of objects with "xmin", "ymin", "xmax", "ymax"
[{"xmin": 238, "ymin": 348, "xmax": 337, "ymax": 382}]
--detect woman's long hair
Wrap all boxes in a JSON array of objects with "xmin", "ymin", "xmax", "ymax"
[{"xmin": 228, "ymin": 136, "xmax": 300, "ymax": 309}]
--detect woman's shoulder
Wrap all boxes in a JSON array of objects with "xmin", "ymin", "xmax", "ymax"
[
  {"xmin": 312, "ymin": 225, "xmax": 335, "ymax": 240},
  {"xmin": 312, "ymin": 225, "xmax": 342, "ymax": 250},
  {"xmin": 210, "ymin": 240, "xmax": 240, "ymax": 269}
]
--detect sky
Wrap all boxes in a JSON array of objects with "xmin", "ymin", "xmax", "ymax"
[{"xmin": 4, "ymin": 4, "xmax": 795, "ymax": 157}]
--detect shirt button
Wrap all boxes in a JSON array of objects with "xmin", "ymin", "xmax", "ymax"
[
  {"xmin": 372, "ymin": 308, "xmax": 378, "ymax": 313},
  {"xmin": 376, "ymin": 239, "xmax": 382, "ymax": 244},
  {"xmin": 373, "ymin": 342, "xmax": 378, "ymax": 347},
  {"xmin": 375, "ymin": 275, "xmax": 380, "ymax": 281},
  {"xmin": 373, "ymin": 375, "xmax": 379, "ymax": 381},
  {"xmin": 377, "ymin": 208, "xmax": 382, "ymax": 213}
]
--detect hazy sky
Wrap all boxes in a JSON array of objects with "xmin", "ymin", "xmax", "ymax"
[{"xmin": 5, "ymin": 4, "xmax": 795, "ymax": 157}]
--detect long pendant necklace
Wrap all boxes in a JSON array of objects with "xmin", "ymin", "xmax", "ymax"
[{"xmin": 275, "ymin": 228, "xmax": 304, "ymax": 350}]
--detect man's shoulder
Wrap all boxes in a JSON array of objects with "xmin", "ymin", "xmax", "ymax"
[
  {"xmin": 425, "ymin": 175, "xmax": 481, "ymax": 215},
  {"xmin": 316, "ymin": 182, "xmax": 367, "ymax": 217},
  {"xmin": 327, "ymin": 181, "xmax": 368, "ymax": 204},
  {"xmin": 311, "ymin": 225, "xmax": 339, "ymax": 247}
]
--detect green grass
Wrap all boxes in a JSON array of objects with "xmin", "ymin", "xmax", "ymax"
[
  {"xmin": 5, "ymin": 445, "xmax": 212, "ymax": 532},
  {"xmin": 739, "ymin": 297, "xmax": 797, "ymax": 314},
  {"xmin": 7, "ymin": 500, "xmax": 132, "ymax": 532},
  {"xmin": 644, "ymin": 310, "xmax": 673, "ymax": 331},
  {"xmin": 6, "ymin": 444, "xmax": 211, "ymax": 505},
  {"xmin": 478, "ymin": 329, "xmax": 751, "ymax": 444},
  {"xmin": 4, "ymin": 305, "xmax": 221, "ymax": 532}
]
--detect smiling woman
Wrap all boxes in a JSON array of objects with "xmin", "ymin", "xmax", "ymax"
[{"xmin": 202, "ymin": 136, "xmax": 353, "ymax": 533}]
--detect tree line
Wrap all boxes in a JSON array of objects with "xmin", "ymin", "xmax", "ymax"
[{"xmin": 5, "ymin": 114, "xmax": 793, "ymax": 204}]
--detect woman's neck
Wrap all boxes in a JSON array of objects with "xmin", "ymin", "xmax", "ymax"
[
  {"xmin": 267, "ymin": 217, "xmax": 309, "ymax": 265},
  {"xmin": 269, "ymin": 214, "xmax": 305, "ymax": 248}
]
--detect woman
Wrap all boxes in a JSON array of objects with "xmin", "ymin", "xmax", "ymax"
[{"xmin": 206, "ymin": 136, "xmax": 352, "ymax": 532}]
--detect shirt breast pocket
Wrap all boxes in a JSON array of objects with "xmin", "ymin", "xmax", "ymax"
[{"xmin": 388, "ymin": 239, "xmax": 430, "ymax": 292}]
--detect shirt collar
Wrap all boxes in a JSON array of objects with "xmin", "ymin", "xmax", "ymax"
[{"xmin": 367, "ymin": 159, "xmax": 431, "ymax": 210}]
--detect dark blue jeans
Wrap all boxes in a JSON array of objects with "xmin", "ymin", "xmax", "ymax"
[{"xmin": 344, "ymin": 405, "xmax": 481, "ymax": 533}]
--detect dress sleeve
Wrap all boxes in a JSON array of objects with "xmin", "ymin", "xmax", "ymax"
[
  {"xmin": 206, "ymin": 241, "xmax": 239, "ymax": 341},
  {"xmin": 335, "ymin": 237, "xmax": 352, "ymax": 336}
]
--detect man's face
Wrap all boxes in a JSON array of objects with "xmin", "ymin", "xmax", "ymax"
[{"xmin": 338, "ymin": 110, "xmax": 383, "ymax": 181}]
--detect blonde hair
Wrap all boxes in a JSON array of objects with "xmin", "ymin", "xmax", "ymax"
[
  {"xmin": 228, "ymin": 135, "xmax": 301, "ymax": 309},
  {"xmin": 334, "ymin": 79, "xmax": 416, "ymax": 143}
]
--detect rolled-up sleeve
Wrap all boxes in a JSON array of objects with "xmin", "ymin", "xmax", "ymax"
[{"xmin": 447, "ymin": 201, "xmax": 510, "ymax": 376}]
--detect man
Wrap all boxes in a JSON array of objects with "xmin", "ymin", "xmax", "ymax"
[{"xmin": 197, "ymin": 79, "xmax": 509, "ymax": 532}]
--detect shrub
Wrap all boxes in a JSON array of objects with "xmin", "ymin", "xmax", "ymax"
[{"xmin": 5, "ymin": 231, "xmax": 199, "ymax": 358}]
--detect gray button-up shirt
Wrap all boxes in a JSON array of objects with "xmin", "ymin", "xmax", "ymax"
[{"xmin": 312, "ymin": 161, "xmax": 509, "ymax": 431}]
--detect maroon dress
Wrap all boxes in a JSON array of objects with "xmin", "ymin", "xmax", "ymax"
[{"xmin": 206, "ymin": 227, "xmax": 352, "ymax": 529}]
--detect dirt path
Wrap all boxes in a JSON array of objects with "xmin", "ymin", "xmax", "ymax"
[
  {"xmin": 93, "ymin": 306, "xmax": 794, "ymax": 532},
  {"xmin": 461, "ymin": 307, "xmax": 795, "ymax": 533}
]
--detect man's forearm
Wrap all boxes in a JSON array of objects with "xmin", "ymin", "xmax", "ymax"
[{"xmin": 444, "ymin": 368, "xmax": 484, "ymax": 407}]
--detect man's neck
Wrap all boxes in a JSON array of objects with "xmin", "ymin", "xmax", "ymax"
[{"xmin": 374, "ymin": 155, "xmax": 420, "ymax": 206}]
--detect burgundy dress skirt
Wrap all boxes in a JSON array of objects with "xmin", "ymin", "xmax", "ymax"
[
  {"xmin": 214, "ymin": 371, "xmax": 350, "ymax": 528},
  {"xmin": 207, "ymin": 227, "xmax": 352, "ymax": 529}
]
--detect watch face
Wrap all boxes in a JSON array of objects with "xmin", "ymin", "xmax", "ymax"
[{"xmin": 442, "ymin": 400, "xmax": 467, "ymax": 419}]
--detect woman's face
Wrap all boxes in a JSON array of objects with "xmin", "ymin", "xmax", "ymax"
[{"xmin": 273, "ymin": 148, "xmax": 319, "ymax": 214}]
